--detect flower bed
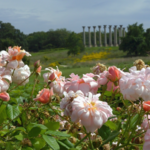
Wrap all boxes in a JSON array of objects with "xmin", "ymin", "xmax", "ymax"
[{"xmin": 0, "ymin": 46, "xmax": 149, "ymax": 150}]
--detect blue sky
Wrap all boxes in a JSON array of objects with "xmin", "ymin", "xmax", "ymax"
[{"xmin": 0, "ymin": 0, "xmax": 150, "ymax": 34}]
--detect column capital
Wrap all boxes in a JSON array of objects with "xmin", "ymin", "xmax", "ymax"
[
  {"xmin": 88, "ymin": 26, "xmax": 91, "ymax": 29},
  {"xmin": 98, "ymin": 25, "xmax": 101, "ymax": 28},
  {"xmin": 82, "ymin": 26, "xmax": 85, "ymax": 29},
  {"xmin": 109, "ymin": 25, "xmax": 112, "ymax": 28},
  {"xmin": 120, "ymin": 25, "xmax": 123, "ymax": 28},
  {"xmin": 93, "ymin": 26, "xmax": 96, "ymax": 29},
  {"xmin": 104, "ymin": 25, "xmax": 107, "ymax": 28},
  {"xmin": 114, "ymin": 25, "xmax": 117, "ymax": 28}
]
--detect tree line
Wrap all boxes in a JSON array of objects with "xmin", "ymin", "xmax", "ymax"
[
  {"xmin": 0, "ymin": 21, "xmax": 150, "ymax": 56},
  {"xmin": 0, "ymin": 21, "xmax": 115, "ymax": 54}
]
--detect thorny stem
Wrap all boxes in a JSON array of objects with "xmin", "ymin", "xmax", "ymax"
[{"xmin": 31, "ymin": 75, "xmax": 39, "ymax": 99}]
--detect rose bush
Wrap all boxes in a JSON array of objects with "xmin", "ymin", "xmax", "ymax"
[{"xmin": 0, "ymin": 46, "xmax": 149, "ymax": 150}]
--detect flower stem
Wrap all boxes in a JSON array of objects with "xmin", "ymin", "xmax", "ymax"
[
  {"xmin": 74, "ymin": 132, "xmax": 91, "ymax": 147},
  {"xmin": 88, "ymin": 133, "xmax": 94, "ymax": 150},
  {"xmin": 31, "ymin": 76, "xmax": 39, "ymax": 99}
]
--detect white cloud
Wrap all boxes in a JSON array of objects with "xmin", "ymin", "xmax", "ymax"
[{"xmin": 0, "ymin": 0, "xmax": 149, "ymax": 34}]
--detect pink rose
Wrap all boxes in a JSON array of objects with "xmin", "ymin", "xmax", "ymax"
[
  {"xmin": 34, "ymin": 60, "xmax": 40, "ymax": 68},
  {"xmin": 60, "ymin": 90, "xmax": 84, "ymax": 116},
  {"xmin": 107, "ymin": 66, "xmax": 121, "ymax": 82},
  {"xmin": 43, "ymin": 67, "xmax": 62, "ymax": 83},
  {"xmin": 143, "ymin": 129, "xmax": 150, "ymax": 150},
  {"xmin": 65, "ymin": 73, "xmax": 99, "ymax": 95},
  {"xmin": 0, "ymin": 92, "xmax": 10, "ymax": 101},
  {"xmin": 0, "ymin": 67, "xmax": 12, "ymax": 92},
  {"xmin": 34, "ymin": 88, "xmax": 53, "ymax": 104},
  {"xmin": 141, "ymin": 115, "xmax": 150, "ymax": 131},
  {"xmin": 36, "ymin": 66, "xmax": 42, "ymax": 74},
  {"xmin": 71, "ymin": 92, "xmax": 113, "ymax": 133}
]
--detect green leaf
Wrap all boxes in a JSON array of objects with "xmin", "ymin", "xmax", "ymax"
[
  {"xmin": 98, "ymin": 125, "xmax": 111, "ymax": 140},
  {"xmin": 57, "ymin": 140, "xmax": 70, "ymax": 150},
  {"xmin": 21, "ymin": 112, "xmax": 27, "ymax": 125},
  {"xmin": 129, "ymin": 114, "xmax": 140, "ymax": 129},
  {"xmin": 60, "ymin": 139, "xmax": 74, "ymax": 148},
  {"xmin": 45, "ymin": 130, "xmax": 70, "ymax": 137},
  {"xmin": 15, "ymin": 133, "xmax": 24, "ymax": 141},
  {"xmin": 16, "ymin": 118, "xmax": 21, "ymax": 125},
  {"xmin": 16, "ymin": 96, "xmax": 27, "ymax": 104},
  {"xmin": 31, "ymin": 137, "xmax": 46, "ymax": 150},
  {"xmin": 13, "ymin": 127, "xmax": 26, "ymax": 132},
  {"xmin": 33, "ymin": 124, "xmax": 48, "ymax": 130},
  {"xmin": 0, "ymin": 104, "xmax": 7, "ymax": 124},
  {"xmin": 45, "ymin": 121, "xmax": 60, "ymax": 131},
  {"xmin": 28, "ymin": 127, "xmax": 41, "ymax": 137},
  {"xmin": 7, "ymin": 104, "xmax": 20, "ymax": 120},
  {"xmin": 42, "ymin": 135, "xmax": 60, "ymax": 150},
  {"xmin": 101, "ymin": 130, "xmax": 120, "ymax": 147},
  {"xmin": 104, "ymin": 91, "xmax": 112, "ymax": 96},
  {"xmin": 6, "ymin": 142, "xmax": 13, "ymax": 150},
  {"xmin": 22, "ymin": 147, "xmax": 33, "ymax": 150},
  {"xmin": 105, "ymin": 120, "xmax": 118, "ymax": 130}
]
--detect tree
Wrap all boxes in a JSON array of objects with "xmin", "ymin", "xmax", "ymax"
[
  {"xmin": 119, "ymin": 23, "xmax": 147, "ymax": 56},
  {"xmin": 66, "ymin": 32, "xmax": 85, "ymax": 56},
  {"xmin": 144, "ymin": 28, "xmax": 150, "ymax": 52},
  {"xmin": 0, "ymin": 21, "xmax": 28, "ymax": 50}
]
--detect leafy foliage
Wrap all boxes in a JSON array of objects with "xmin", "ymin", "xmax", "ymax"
[
  {"xmin": 119, "ymin": 23, "xmax": 150, "ymax": 56},
  {"xmin": 66, "ymin": 32, "xmax": 85, "ymax": 56}
]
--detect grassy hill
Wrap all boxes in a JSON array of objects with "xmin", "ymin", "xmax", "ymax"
[{"xmin": 28, "ymin": 47, "xmax": 150, "ymax": 79}]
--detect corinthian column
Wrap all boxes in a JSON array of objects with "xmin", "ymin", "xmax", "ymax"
[
  {"xmin": 123, "ymin": 27, "xmax": 125, "ymax": 37},
  {"xmin": 98, "ymin": 26, "xmax": 102, "ymax": 47},
  {"xmin": 119, "ymin": 25, "xmax": 123, "ymax": 44},
  {"xmin": 88, "ymin": 26, "xmax": 92, "ymax": 47},
  {"xmin": 82, "ymin": 26, "xmax": 86, "ymax": 47},
  {"xmin": 109, "ymin": 25, "xmax": 113, "ymax": 46},
  {"xmin": 93, "ymin": 26, "xmax": 97, "ymax": 47},
  {"xmin": 114, "ymin": 25, "xmax": 118, "ymax": 46},
  {"xmin": 104, "ymin": 25, "xmax": 107, "ymax": 47}
]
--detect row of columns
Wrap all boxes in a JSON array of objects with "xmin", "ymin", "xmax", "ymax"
[{"xmin": 82, "ymin": 25, "xmax": 126, "ymax": 47}]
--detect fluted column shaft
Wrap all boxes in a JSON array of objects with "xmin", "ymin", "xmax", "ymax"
[
  {"xmin": 109, "ymin": 25, "xmax": 113, "ymax": 46},
  {"xmin": 98, "ymin": 26, "xmax": 102, "ymax": 47},
  {"xmin": 82, "ymin": 26, "xmax": 86, "ymax": 47},
  {"xmin": 123, "ymin": 28, "xmax": 125, "ymax": 37},
  {"xmin": 119, "ymin": 25, "xmax": 123, "ymax": 44},
  {"xmin": 114, "ymin": 25, "xmax": 118, "ymax": 46},
  {"xmin": 104, "ymin": 25, "xmax": 107, "ymax": 47},
  {"xmin": 88, "ymin": 26, "xmax": 92, "ymax": 47},
  {"xmin": 93, "ymin": 26, "xmax": 97, "ymax": 47}
]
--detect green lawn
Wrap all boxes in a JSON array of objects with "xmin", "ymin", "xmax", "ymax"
[{"xmin": 27, "ymin": 47, "xmax": 150, "ymax": 83}]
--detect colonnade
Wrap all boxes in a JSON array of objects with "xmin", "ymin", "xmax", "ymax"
[{"xmin": 82, "ymin": 25, "xmax": 126, "ymax": 47}]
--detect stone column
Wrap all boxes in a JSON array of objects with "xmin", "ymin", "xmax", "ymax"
[
  {"xmin": 104, "ymin": 25, "xmax": 107, "ymax": 47},
  {"xmin": 88, "ymin": 26, "xmax": 92, "ymax": 47},
  {"xmin": 118, "ymin": 27, "xmax": 120, "ymax": 45},
  {"xmin": 98, "ymin": 26, "xmax": 102, "ymax": 47},
  {"xmin": 114, "ymin": 25, "xmax": 118, "ymax": 46},
  {"xmin": 109, "ymin": 25, "xmax": 113, "ymax": 46},
  {"xmin": 119, "ymin": 25, "xmax": 123, "ymax": 44},
  {"xmin": 93, "ymin": 26, "xmax": 97, "ymax": 47},
  {"xmin": 82, "ymin": 26, "xmax": 86, "ymax": 47},
  {"xmin": 123, "ymin": 27, "xmax": 125, "ymax": 37}
]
